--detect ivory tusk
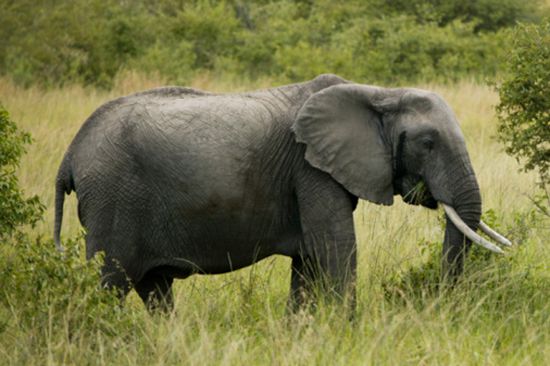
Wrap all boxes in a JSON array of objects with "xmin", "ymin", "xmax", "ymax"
[
  {"xmin": 479, "ymin": 220, "xmax": 512, "ymax": 247},
  {"xmin": 441, "ymin": 204, "xmax": 505, "ymax": 254}
]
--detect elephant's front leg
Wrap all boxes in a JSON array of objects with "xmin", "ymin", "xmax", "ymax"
[{"xmin": 290, "ymin": 170, "xmax": 357, "ymax": 310}]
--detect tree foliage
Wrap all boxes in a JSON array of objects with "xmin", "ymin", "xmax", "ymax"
[
  {"xmin": 496, "ymin": 21, "xmax": 550, "ymax": 189},
  {"xmin": 0, "ymin": 236, "xmax": 136, "ymax": 339},
  {"xmin": 383, "ymin": 0, "xmax": 542, "ymax": 32},
  {"xmin": 0, "ymin": 0, "xmax": 545, "ymax": 88},
  {"xmin": 0, "ymin": 106, "xmax": 133, "ymax": 339},
  {"xmin": 0, "ymin": 106, "xmax": 44, "ymax": 240}
]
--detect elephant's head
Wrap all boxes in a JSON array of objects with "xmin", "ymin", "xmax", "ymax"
[{"xmin": 293, "ymin": 83, "xmax": 510, "ymax": 279}]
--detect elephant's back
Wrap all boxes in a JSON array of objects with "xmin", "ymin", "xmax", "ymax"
[
  {"xmin": 66, "ymin": 87, "xmax": 210, "ymax": 174},
  {"xmin": 70, "ymin": 88, "xmax": 276, "ymax": 178},
  {"xmin": 119, "ymin": 93, "xmax": 288, "ymax": 189},
  {"xmin": 70, "ymin": 89, "xmax": 297, "ymax": 230}
]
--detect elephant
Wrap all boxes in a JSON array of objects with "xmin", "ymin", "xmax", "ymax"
[{"xmin": 54, "ymin": 74, "xmax": 511, "ymax": 312}]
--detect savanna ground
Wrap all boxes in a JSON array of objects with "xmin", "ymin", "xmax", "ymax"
[{"xmin": 0, "ymin": 73, "xmax": 548, "ymax": 365}]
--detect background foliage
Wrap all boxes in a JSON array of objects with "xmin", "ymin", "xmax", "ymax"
[{"xmin": 0, "ymin": 0, "xmax": 547, "ymax": 88}]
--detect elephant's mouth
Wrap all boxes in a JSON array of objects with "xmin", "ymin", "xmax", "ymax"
[{"xmin": 394, "ymin": 175, "xmax": 437, "ymax": 209}]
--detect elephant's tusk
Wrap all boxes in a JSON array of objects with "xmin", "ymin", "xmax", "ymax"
[
  {"xmin": 479, "ymin": 220, "xmax": 512, "ymax": 247},
  {"xmin": 441, "ymin": 204, "xmax": 505, "ymax": 254}
]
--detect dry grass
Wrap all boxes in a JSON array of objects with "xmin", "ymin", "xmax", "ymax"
[{"xmin": 0, "ymin": 74, "xmax": 547, "ymax": 365}]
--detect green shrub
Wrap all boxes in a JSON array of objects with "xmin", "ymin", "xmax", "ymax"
[
  {"xmin": 325, "ymin": 16, "xmax": 507, "ymax": 84},
  {"xmin": 383, "ymin": 0, "xmax": 543, "ymax": 32},
  {"xmin": 169, "ymin": 1, "xmax": 241, "ymax": 70},
  {"xmin": 0, "ymin": 106, "xmax": 44, "ymax": 240},
  {"xmin": 497, "ymin": 21, "xmax": 550, "ymax": 184},
  {"xmin": 496, "ymin": 21, "xmax": 550, "ymax": 215},
  {"xmin": 0, "ymin": 105, "xmax": 136, "ymax": 343},
  {"xmin": 131, "ymin": 40, "xmax": 196, "ymax": 84},
  {"xmin": 0, "ymin": 0, "xmax": 148, "ymax": 88},
  {"xmin": 0, "ymin": 236, "xmax": 136, "ymax": 340}
]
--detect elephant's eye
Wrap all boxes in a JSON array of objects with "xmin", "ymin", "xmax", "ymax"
[{"xmin": 422, "ymin": 138, "xmax": 434, "ymax": 151}]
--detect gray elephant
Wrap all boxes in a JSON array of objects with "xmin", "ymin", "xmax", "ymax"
[{"xmin": 54, "ymin": 74, "xmax": 510, "ymax": 312}]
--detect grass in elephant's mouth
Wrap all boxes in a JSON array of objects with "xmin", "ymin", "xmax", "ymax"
[
  {"xmin": 0, "ymin": 76, "xmax": 547, "ymax": 365},
  {"xmin": 403, "ymin": 180, "xmax": 428, "ymax": 204},
  {"xmin": 402, "ymin": 180, "xmax": 437, "ymax": 208}
]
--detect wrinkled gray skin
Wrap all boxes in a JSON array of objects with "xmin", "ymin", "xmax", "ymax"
[{"xmin": 55, "ymin": 74, "xmax": 481, "ymax": 312}]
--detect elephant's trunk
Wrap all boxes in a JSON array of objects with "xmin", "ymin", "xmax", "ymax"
[
  {"xmin": 440, "ymin": 169, "xmax": 482, "ymax": 281},
  {"xmin": 441, "ymin": 210, "xmax": 480, "ymax": 281},
  {"xmin": 434, "ymin": 157, "xmax": 512, "ymax": 280}
]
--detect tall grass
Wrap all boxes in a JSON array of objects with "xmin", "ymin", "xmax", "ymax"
[{"xmin": 0, "ymin": 75, "xmax": 547, "ymax": 365}]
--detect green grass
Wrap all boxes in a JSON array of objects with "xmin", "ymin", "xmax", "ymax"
[{"xmin": 0, "ymin": 75, "xmax": 548, "ymax": 365}]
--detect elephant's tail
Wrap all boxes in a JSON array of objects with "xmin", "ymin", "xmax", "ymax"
[{"xmin": 54, "ymin": 155, "xmax": 73, "ymax": 252}]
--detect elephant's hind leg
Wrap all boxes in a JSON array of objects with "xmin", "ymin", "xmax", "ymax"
[
  {"xmin": 101, "ymin": 261, "xmax": 132, "ymax": 300},
  {"xmin": 135, "ymin": 272, "xmax": 174, "ymax": 314},
  {"xmin": 88, "ymin": 237, "xmax": 132, "ymax": 303}
]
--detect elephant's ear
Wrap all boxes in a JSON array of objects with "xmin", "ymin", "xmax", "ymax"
[{"xmin": 293, "ymin": 84, "xmax": 399, "ymax": 205}]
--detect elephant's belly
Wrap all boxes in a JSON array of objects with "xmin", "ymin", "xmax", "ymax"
[{"xmin": 153, "ymin": 204, "xmax": 302, "ymax": 276}]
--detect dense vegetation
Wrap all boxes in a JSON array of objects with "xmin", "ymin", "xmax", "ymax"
[
  {"xmin": 1, "ymin": 0, "xmax": 547, "ymax": 88},
  {"xmin": 497, "ymin": 21, "xmax": 550, "ymax": 215},
  {"xmin": 0, "ymin": 106, "xmax": 43, "ymax": 238},
  {"xmin": 0, "ymin": 106, "xmax": 135, "ymax": 352}
]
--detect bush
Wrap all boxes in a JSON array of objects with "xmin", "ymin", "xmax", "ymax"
[
  {"xmin": 0, "ymin": 0, "xmax": 148, "ymax": 88},
  {"xmin": 0, "ymin": 105, "xmax": 44, "ymax": 240},
  {"xmin": 496, "ymin": 21, "xmax": 550, "ymax": 214},
  {"xmin": 0, "ymin": 236, "xmax": 136, "ymax": 340},
  {"xmin": 383, "ymin": 0, "xmax": 543, "ymax": 32},
  {"xmin": 0, "ymin": 105, "xmax": 136, "ymax": 342},
  {"xmin": 328, "ymin": 16, "xmax": 506, "ymax": 84},
  {"xmin": 131, "ymin": 40, "xmax": 196, "ymax": 85}
]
